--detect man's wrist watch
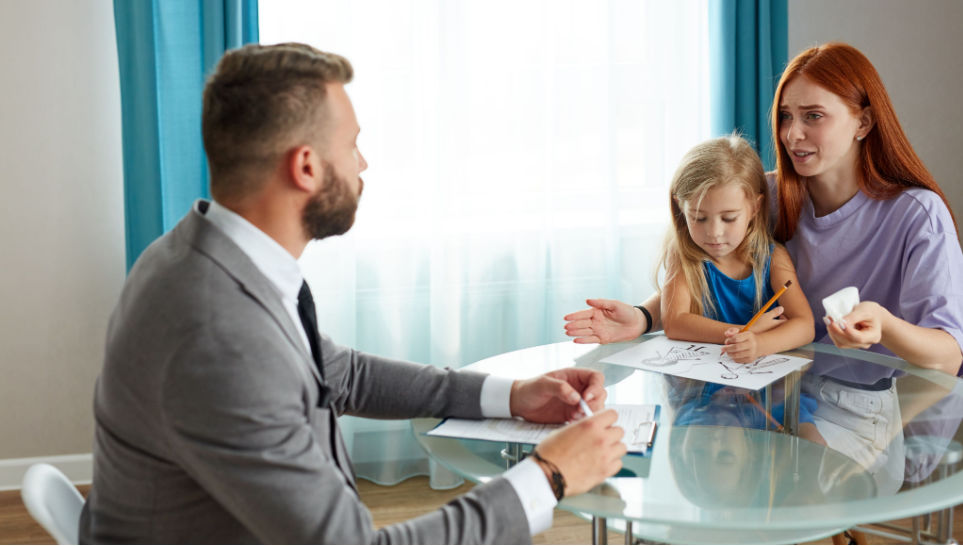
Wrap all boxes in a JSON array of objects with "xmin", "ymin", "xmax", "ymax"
[{"xmin": 531, "ymin": 449, "xmax": 565, "ymax": 501}]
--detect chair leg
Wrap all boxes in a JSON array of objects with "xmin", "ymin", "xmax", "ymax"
[
  {"xmin": 831, "ymin": 532, "xmax": 850, "ymax": 545},
  {"xmin": 831, "ymin": 530, "xmax": 869, "ymax": 545}
]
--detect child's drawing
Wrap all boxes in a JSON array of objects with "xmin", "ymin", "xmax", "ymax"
[
  {"xmin": 601, "ymin": 336, "xmax": 810, "ymax": 391},
  {"xmin": 717, "ymin": 356, "xmax": 791, "ymax": 380},
  {"xmin": 640, "ymin": 343, "xmax": 713, "ymax": 374}
]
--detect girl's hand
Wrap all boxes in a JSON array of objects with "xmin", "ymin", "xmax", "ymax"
[
  {"xmin": 824, "ymin": 301, "xmax": 884, "ymax": 349},
  {"xmin": 747, "ymin": 306, "xmax": 786, "ymax": 334},
  {"xmin": 722, "ymin": 328, "xmax": 763, "ymax": 363}
]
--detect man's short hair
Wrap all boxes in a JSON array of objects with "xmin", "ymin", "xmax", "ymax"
[{"xmin": 202, "ymin": 42, "xmax": 353, "ymax": 201}]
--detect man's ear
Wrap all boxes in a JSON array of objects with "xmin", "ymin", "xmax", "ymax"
[{"xmin": 288, "ymin": 144, "xmax": 323, "ymax": 193}]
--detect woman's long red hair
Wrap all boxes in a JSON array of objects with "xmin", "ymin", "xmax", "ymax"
[{"xmin": 771, "ymin": 42, "xmax": 957, "ymax": 242}]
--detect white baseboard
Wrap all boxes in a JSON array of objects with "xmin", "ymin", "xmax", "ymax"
[{"xmin": 0, "ymin": 453, "xmax": 93, "ymax": 491}]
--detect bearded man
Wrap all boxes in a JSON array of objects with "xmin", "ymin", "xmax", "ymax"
[{"xmin": 79, "ymin": 42, "xmax": 625, "ymax": 544}]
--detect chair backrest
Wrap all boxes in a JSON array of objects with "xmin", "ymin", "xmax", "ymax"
[{"xmin": 21, "ymin": 463, "xmax": 84, "ymax": 545}]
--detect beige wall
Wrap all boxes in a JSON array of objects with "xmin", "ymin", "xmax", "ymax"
[
  {"xmin": 0, "ymin": 0, "xmax": 124, "ymax": 459},
  {"xmin": 788, "ymin": 0, "xmax": 963, "ymax": 240}
]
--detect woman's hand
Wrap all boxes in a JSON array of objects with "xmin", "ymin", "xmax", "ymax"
[
  {"xmin": 824, "ymin": 301, "xmax": 883, "ymax": 349},
  {"xmin": 824, "ymin": 300, "xmax": 961, "ymax": 375},
  {"xmin": 563, "ymin": 298, "xmax": 647, "ymax": 344}
]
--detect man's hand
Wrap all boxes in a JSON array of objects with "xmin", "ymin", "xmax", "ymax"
[
  {"xmin": 563, "ymin": 298, "xmax": 646, "ymax": 344},
  {"xmin": 532, "ymin": 410, "xmax": 626, "ymax": 498},
  {"xmin": 509, "ymin": 368, "xmax": 606, "ymax": 424}
]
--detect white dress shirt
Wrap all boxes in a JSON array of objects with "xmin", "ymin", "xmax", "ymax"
[{"xmin": 202, "ymin": 200, "xmax": 556, "ymax": 534}]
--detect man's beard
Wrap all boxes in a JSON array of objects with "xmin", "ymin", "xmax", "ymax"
[{"xmin": 302, "ymin": 163, "xmax": 362, "ymax": 240}]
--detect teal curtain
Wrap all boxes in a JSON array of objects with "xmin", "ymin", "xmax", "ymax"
[
  {"xmin": 709, "ymin": 0, "xmax": 787, "ymax": 170},
  {"xmin": 113, "ymin": 0, "xmax": 258, "ymax": 270}
]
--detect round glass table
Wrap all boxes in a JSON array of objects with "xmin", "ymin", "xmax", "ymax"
[{"xmin": 413, "ymin": 336, "xmax": 963, "ymax": 544}]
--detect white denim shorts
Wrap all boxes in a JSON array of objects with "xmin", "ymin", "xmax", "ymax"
[{"xmin": 802, "ymin": 373, "xmax": 905, "ymax": 495}]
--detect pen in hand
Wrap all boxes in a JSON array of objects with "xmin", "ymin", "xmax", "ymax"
[{"xmin": 578, "ymin": 397, "xmax": 594, "ymax": 417}]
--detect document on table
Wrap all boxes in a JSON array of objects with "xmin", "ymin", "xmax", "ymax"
[
  {"xmin": 425, "ymin": 404, "xmax": 659, "ymax": 454},
  {"xmin": 600, "ymin": 335, "xmax": 811, "ymax": 391}
]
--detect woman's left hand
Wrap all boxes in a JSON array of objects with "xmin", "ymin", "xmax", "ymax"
[{"xmin": 824, "ymin": 301, "xmax": 884, "ymax": 349}]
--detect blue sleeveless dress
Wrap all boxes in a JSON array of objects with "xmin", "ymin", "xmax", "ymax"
[
  {"xmin": 702, "ymin": 249, "xmax": 775, "ymax": 325},
  {"xmin": 674, "ymin": 246, "xmax": 816, "ymax": 426}
]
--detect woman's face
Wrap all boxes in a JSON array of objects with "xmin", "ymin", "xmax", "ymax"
[{"xmin": 777, "ymin": 76, "xmax": 869, "ymax": 184}]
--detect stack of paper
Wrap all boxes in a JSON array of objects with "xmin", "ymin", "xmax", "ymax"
[{"xmin": 425, "ymin": 404, "xmax": 659, "ymax": 454}]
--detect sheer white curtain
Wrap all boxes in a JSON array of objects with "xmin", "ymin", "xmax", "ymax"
[{"xmin": 261, "ymin": 0, "xmax": 709, "ymax": 487}]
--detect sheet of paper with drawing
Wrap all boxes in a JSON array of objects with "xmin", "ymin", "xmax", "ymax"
[
  {"xmin": 426, "ymin": 404, "xmax": 659, "ymax": 454},
  {"xmin": 599, "ymin": 335, "xmax": 811, "ymax": 391}
]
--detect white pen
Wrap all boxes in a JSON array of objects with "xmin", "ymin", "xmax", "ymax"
[{"xmin": 578, "ymin": 397, "xmax": 594, "ymax": 417}]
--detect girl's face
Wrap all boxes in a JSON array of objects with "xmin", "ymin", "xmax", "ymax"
[
  {"xmin": 777, "ymin": 76, "xmax": 870, "ymax": 183},
  {"xmin": 681, "ymin": 182, "xmax": 759, "ymax": 263}
]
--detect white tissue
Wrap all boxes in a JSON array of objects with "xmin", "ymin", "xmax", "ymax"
[{"xmin": 822, "ymin": 286, "xmax": 860, "ymax": 322}]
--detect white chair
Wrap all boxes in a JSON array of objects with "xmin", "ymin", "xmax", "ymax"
[{"xmin": 21, "ymin": 463, "xmax": 84, "ymax": 545}]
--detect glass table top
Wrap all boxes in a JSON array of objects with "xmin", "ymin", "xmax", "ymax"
[{"xmin": 412, "ymin": 335, "xmax": 963, "ymax": 544}]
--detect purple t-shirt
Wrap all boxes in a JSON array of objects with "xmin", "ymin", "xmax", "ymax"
[{"xmin": 769, "ymin": 174, "xmax": 963, "ymax": 382}]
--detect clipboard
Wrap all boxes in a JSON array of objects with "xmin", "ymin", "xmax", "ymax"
[{"xmin": 426, "ymin": 404, "xmax": 660, "ymax": 457}]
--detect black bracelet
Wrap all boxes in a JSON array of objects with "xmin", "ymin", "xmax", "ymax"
[
  {"xmin": 634, "ymin": 305, "xmax": 653, "ymax": 334},
  {"xmin": 531, "ymin": 449, "xmax": 566, "ymax": 501}
]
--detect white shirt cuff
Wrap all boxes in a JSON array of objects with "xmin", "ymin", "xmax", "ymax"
[
  {"xmin": 502, "ymin": 457, "xmax": 557, "ymax": 535},
  {"xmin": 479, "ymin": 375, "xmax": 514, "ymax": 418}
]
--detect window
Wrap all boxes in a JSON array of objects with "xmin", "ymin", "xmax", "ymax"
[
  {"xmin": 261, "ymin": 0, "xmax": 709, "ymax": 486},
  {"xmin": 261, "ymin": 0, "xmax": 709, "ymax": 364}
]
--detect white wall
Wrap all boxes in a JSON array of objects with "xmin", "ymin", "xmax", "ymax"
[
  {"xmin": 789, "ymin": 0, "xmax": 963, "ymax": 240},
  {"xmin": 0, "ymin": 0, "xmax": 124, "ymax": 460}
]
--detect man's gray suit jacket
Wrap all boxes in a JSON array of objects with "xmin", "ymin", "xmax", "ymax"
[{"xmin": 79, "ymin": 200, "xmax": 531, "ymax": 544}]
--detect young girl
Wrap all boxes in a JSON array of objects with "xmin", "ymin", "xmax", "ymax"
[
  {"xmin": 658, "ymin": 134, "xmax": 815, "ymax": 363},
  {"xmin": 658, "ymin": 135, "xmax": 820, "ymax": 440}
]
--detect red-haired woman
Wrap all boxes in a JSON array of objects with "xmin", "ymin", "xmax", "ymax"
[{"xmin": 564, "ymin": 42, "xmax": 963, "ymax": 492}]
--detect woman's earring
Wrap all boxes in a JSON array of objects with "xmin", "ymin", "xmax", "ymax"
[{"xmin": 856, "ymin": 135, "xmax": 864, "ymax": 141}]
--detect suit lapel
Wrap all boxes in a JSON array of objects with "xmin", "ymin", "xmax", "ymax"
[
  {"xmin": 178, "ymin": 202, "xmax": 323, "ymax": 388},
  {"xmin": 178, "ymin": 202, "xmax": 355, "ymax": 489}
]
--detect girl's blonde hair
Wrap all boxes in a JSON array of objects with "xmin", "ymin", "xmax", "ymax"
[{"xmin": 657, "ymin": 134, "xmax": 773, "ymax": 317}]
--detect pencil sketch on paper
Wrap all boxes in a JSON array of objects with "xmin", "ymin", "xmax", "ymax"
[
  {"xmin": 717, "ymin": 356, "xmax": 790, "ymax": 380},
  {"xmin": 599, "ymin": 336, "xmax": 811, "ymax": 391}
]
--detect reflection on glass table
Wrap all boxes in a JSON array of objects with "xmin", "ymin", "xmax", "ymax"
[{"xmin": 412, "ymin": 336, "xmax": 963, "ymax": 545}]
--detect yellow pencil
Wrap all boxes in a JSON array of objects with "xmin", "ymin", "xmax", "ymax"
[
  {"xmin": 739, "ymin": 280, "xmax": 792, "ymax": 333},
  {"xmin": 744, "ymin": 393, "xmax": 784, "ymax": 432}
]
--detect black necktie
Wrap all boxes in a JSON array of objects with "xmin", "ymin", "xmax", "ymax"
[{"xmin": 297, "ymin": 281, "xmax": 324, "ymax": 381}]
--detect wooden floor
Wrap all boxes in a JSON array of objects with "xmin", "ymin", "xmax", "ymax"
[{"xmin": 1, "ymin": 476, "xmax": 960, "ymax": 544}]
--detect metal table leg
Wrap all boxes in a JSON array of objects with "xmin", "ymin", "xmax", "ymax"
[
  {"xmin": 783, "ymin": 369, "xmax": 801, "ymax": 435},
  {"xmin": 592, "ymin": 516, "xmax": 608, "ymax": 545}
]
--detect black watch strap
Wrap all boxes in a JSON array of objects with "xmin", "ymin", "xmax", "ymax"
[{"xmin": 634, "ymin": 304, "xmax": 653, "ymax": 334}]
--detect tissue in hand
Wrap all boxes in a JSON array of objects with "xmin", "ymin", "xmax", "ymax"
[{"xmin": 822, "ymin": 286, "xmax": 860, "ymax": 322}]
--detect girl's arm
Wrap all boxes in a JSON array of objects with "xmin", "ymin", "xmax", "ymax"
[
  {"xmin": 826, "ymin": 306, "xmax": 962, "ymax": 375},
  {"xmin": 722, "ymin": 246, "xmax": 815, "ymax": 362}
]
